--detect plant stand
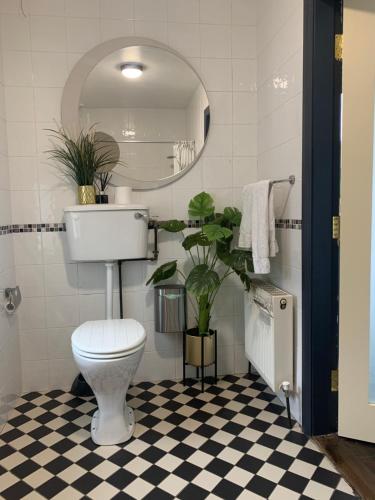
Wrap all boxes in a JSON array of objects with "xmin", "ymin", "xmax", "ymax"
[{"xmin": 182, "ymin": 329, "xmax": 217, "ymax": 392}]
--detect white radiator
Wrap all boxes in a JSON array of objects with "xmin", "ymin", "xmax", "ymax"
[{"xmin": 244, "ymin": 280, "xmax": 293, "ymax": 393}]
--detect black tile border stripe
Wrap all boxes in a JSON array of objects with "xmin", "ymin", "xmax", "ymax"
[
  {"xmin": 0, "ymin": 225, "xmax": 13, "ymax": 235},
  {"xmin": 1, "ymin": 219, "xmax": 302, "ymax": 236},
  {"xmin": 152, "ymin": 219, "xmax": 302, "ymax": 230},
  {"xmin": 275, "ymin": 219, "xmax": 302, "ymax": 230},
  {"xmin": 1, "ymin": 223, "xmax": 66, "ymax": 235}
]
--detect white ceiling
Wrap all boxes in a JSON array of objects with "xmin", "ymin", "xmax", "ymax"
[{"xmin": 80, "ymin": 45, "xmax": 204, "ymax": 109}]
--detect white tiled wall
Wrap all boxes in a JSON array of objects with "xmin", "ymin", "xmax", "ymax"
[
  {"xmin": 0, "ymin": 0, "xmax": 258, "ymax": 392},
  {"xmin": 0, "ymin": 30, "xmax": 21, "ymax": 431},
  {"xmin": 256, "ymin": 0, "xmax": 303, "ymax": 422}
]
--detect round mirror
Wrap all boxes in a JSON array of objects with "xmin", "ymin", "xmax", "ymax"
[{"xmin": 61, "ymin": 38, "xmax": 210, "ymax": 190}]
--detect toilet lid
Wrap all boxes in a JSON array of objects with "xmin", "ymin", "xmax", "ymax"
[{"xmin": 71, "ymin": 319, "xmax": 146, "ymax": 357}]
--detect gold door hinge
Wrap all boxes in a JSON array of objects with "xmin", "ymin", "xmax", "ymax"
[
  {"xmin": 331, "ymin": 369, "xmax": 338, "ymax": 392},
  {"xmin": 332, "ymin": 215, "xmax": 340, "ymax": 240},
  {"xmin": 335, "ymin": 34, "xmax": 343, "ymax": 61}
]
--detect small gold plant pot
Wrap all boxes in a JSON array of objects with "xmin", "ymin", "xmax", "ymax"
[
  {"xmin": 78, "ymin": 185, "xmax": 96, "ymax": 205},
  {"xmin": 185, "ymin": 329, "xmax": 215, "ymax": 367}
]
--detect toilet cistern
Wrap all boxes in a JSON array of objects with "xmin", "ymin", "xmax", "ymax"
[{"xmin": 64, "ymin": 203, "xmax": 149, "ymax": 319}]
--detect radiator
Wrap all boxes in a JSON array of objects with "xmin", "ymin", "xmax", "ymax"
[{"xmin": 244, "ymin": 280, "xmax": 293, "ymax": 393}]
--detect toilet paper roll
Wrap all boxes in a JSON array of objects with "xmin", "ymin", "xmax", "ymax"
[{"xmin": 114, "ymin": 186, "xmax": 132, "ymax": 205}]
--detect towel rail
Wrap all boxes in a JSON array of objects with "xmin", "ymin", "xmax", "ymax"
[{"xmin": 271, "ymin": 175, "xmax": 295, "ymax": 185}]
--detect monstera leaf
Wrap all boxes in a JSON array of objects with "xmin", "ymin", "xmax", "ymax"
[
  {"xmin": 246, "ymin": 252, "xmax": 254, "ymax": 273},
  {"xmin": 223, "ymin": 207, "xmax": 242, "ymax": 226},
  {"xmin": 227, "ymin": 249, "xmax": 253, "ymax": 273},
  {"xmin": 202, "ymin": 224, "xmax": 232, "ymax": 242},
  {"xmin": 146, "ymin": 260, "xmax": 177, "ymax": 285},
  {"xmin": 186, "ymin": 264, "xmax": 220, "ymax": 297},
  {"xmin": 206, "ymin": 212, "xmax": 223, "ymax": 224},
  {"xmin": 182, "ymin": 231, "xmax": 210, "ymax": 251},
  {"xmin": 237, "ymin": 271, "xmax": 252, "ymax": 292},
  {"xmin": 216, "ymin": 238, "xmax": 232, "ymax": 264},
  {"xmin": 159, "ymin": 220, "xmax": 187, "ymax": 232},
  {"xmin": 217, "ymin": 246, "xmax": 253, "ymax": 274},
  {"xmin": 188, "ymin": 192, "xmax": 215, "ymax": 219}
]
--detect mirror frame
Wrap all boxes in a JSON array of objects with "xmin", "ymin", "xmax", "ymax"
[{"xmin": 61, "ymin": 37, "xmax": 210, "ymax": 190}]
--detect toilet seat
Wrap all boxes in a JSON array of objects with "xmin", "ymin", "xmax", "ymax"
[{"xmin": 72, "ymin": 319, "xmax": 146, "ymax": 360}]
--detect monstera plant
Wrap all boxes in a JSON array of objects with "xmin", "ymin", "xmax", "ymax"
[{"xmin": 147, "ymin": 192, "xmax": 254, "ymax": 336}]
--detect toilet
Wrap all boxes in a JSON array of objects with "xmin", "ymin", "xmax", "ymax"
[{"xmin": 72, "ymin": 318, "xmax": 146, "ymax": 446}]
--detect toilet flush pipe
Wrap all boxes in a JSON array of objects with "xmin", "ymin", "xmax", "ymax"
[
  {"xmin": 117, "ymin": 223, "xmax": 159, "ymax": 319},
  {"xmin": 70, "ymin": 262, "xmax": 114, "ymax": 398},
  {"xmin": 105, "ymin": 261, "xmax": 114, "ymax": 320}
]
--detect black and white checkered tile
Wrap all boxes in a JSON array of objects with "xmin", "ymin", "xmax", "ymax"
[{"xmin": 0, "ymin": 375, "xmax": 357, "ymax": 499}]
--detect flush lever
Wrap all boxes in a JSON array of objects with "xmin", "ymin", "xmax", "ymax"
[{"xmin": 134, "ymin": 212, "xmax": 148, "ymax": 221}]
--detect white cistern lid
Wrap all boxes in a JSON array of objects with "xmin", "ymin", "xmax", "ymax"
[{"xmin": 64, "ymin": 204, "xmax": 148, "ymax": 212}]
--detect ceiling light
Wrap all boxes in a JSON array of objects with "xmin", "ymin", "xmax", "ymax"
[
  {"xmin": 121, "ymin": 63, "xmax": 143, "ymax": 79},
  {"xmin": 122, "ymin": 129, "xmax": 136, "ymax": 138}
]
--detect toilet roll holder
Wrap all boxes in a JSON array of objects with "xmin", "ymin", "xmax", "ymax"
[{"xmin": 0, "ymin": 286, "xmax": 22, "ymax": 314}]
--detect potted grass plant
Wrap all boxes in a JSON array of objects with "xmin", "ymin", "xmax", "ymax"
[
  {"xmin": 147, "ymin": 192, "xmax": 253, "ymax": 368},
  {"xmin": 46, "ymin": 126, "xmax": 119, "ymax": 205}
]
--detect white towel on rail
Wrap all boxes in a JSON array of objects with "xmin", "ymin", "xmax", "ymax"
[
  {"xmin": 173, "ymin": 141, "xmax": 195, "ymax": 175},
  {"xmin": 238, "ymin": 180, "xmax": 279, "ymax": 274}
]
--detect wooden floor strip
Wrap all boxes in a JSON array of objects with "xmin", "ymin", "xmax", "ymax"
[{"xmin": 315, "ymin": 434, "xmax": 375, "ymax": 500}]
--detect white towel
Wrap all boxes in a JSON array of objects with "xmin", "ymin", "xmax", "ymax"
[
  {"xmin": 173, "ymin": 141, "xmax": 195, "ymax": 175},
  {"xmin": 239, "ymin": 180, "xmax": 279, "ymax": 274}
]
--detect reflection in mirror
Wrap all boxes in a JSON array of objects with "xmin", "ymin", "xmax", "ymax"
[
  {"xmin": 78, "ymin": 45, "xmax": 210, "ymax": 187},
  {"xmin": 94, "ymin": 131, "xmax": 120, "ymax": 172}
]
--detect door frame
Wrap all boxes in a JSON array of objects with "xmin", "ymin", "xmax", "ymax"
[{"xmin": 302, "ymin": 0, "xmax": 342, "ymax": 436}]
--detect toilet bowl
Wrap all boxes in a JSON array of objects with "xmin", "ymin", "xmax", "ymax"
[{"xmin": 72, "ymin": 319, "xmax": 146, "ymax": 445}]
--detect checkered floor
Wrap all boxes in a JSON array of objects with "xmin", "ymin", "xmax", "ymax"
[{"xmin": 0, "ymin": 374, "xmax": 357, "ymax": 499}]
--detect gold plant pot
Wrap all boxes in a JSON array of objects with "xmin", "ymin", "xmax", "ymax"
[
  {"xmin": 78, "ymin": 185, "xmax": 95, "ymax": 205},
  {"xmin": 185, "ymin": 329, "xmax": 215, "ymax": 367}
]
